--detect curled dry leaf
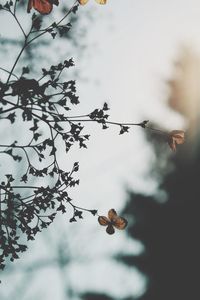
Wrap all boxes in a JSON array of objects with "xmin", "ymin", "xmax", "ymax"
[
  {"xmin": 78, "ymin": 0, "xmax": 107, "ymax": 5},
  {"xmin": 98, "ymin": 208, "xmax": 128, "ymax": 235},
  {"xmin": 168, "ymin": 130, "xmax": 185, "ymax": 151},
  {"xmin": 27, "ymin": 0, "xmax": 59, "ymax": 15}
]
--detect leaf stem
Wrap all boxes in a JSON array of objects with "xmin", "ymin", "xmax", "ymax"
[{"xmin": 6, "ymin": 41, "xmax": 27, "ymax": 84}]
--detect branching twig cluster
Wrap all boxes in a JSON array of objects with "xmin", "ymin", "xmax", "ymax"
[{"xmin": 0, "ymin": 0, "xmax": 182, "ymax": 272}]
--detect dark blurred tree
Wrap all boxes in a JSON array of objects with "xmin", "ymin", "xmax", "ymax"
[
  {"xmin": 121, "ymin": 149, "xmax": 200, "ymax": 299},
  {"xmin": 81, "ymin": 292, "xmax": 114, "ymax": 300},
  {"xmin": 119, "ymin": 48, "xmax": 200, "ymax": 300}
]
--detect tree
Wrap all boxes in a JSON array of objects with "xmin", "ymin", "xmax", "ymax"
[{"xmin": 119, "ymin": 48, "xmax": 200, "ymax": 300}]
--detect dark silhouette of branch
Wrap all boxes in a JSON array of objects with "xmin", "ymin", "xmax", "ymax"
[{"xmin": 0, "ymin": 0, "xmax": 184, "ymax": 274}]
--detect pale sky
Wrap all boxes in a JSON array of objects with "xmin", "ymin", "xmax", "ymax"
[{"xmin": 1, "ymin": 0, "xmax": 200, "ymax": 299}]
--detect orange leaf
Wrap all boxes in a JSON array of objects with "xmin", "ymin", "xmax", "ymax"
[
  {"xmin": 108, "ymin": 208, "xmax": 118, "ymax": 222},
  {"xmin": 98, "ymin": 216, "xmax": 109, "ymax": 226},
  {"xmin": 106, "ymin": 224, "xmax": 115, "ymax": 235},
  {"xmin": 98, "ymin": 209, "xmax": 128, "ymax": 234},
  {"xmin": 113, "ymin": 217, "xmax": 128, "ymax": 230},
  {"xmin": 27, "ymin": 0, "xmax": 59, "ymax": 15},
  {"xmin": 168, "ymin": 130, "xmax": 185, "ymax": 151}
]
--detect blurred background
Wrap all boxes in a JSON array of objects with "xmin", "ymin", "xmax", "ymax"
[{"xmin": 1, "ymin": 0, "xmax": 200, "ymax": 299}]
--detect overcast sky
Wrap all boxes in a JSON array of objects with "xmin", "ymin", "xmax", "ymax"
[{"xmin": 1, "ymin": 0, "xmax": 200, "ymax": 299}]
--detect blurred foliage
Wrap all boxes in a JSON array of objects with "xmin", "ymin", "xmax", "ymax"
[
  {"xmin": 119, "ymin": 134, "xmax": 200, "ymax": 299},
  {"xmin": 81, "ymin": 293, "xmax": 114, "ymax": 300}
]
